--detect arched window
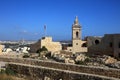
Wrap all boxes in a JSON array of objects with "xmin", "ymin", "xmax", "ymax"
[
  {"xmin": 76, "ymin": 32, "xmax": 79, "ymax": 38},
  {"xmin": 82, "ymin": 43, "xmax": 87, "ymax": 47},
  {"xmin": 95, "ymin": 40, "xmax": 99, "ymax": 45}
]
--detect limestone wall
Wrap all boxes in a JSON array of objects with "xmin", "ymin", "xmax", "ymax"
[
  {"xmin": 41, "ymin": 37, "xmax": 62, "ymax": 52},
  {"xmin": 0, "ymin": 57, "xmax": 120, "ymax": 79},
  {"xmin": 7, "ymin": 63, "xmax": 118, "ymax": 80},
  {"xmin": 88, "ymin": 44, "xmax": 113, "ymax": 55},
  {"xmin": 0, "ymin": 45, "xmax": 2, "ymax": 53},
  {"xmin": 88, "ymin": 34, "xmax": 120, "ymax": 58},
  {"xmin": 73, "ymin": 40, "xmax": 87, "ymax": 52},
  {"xmin": 86, "ymin": 36, "xmax": 102, "ymax": 47},
  {"xmin": 30, "ymin": 41, "xmax": 41, "ymax": 53},
  {"xmin": 112, "ymin": 35, "xmax": 120, "ymax": 57},
  {"xmin": 30, "ymin": 37, "xmax": 62, "ymax": 53},
  {"xmin": 67, "ymin": 40, "xmax": 87, "ymax": 53},
  {"xmin": 0, "ymin": 45, "xmax": 4, "ymax": 53},
  {"xmin": 66, "ymin": 47, "xmax": 73, "ymax": 52}
]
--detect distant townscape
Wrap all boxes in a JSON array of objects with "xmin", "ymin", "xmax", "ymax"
[{"xmin": 0, "ymin": 16, "xmax": 120, "ymax": 80}]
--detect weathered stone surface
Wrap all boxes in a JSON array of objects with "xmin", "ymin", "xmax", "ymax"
[
  {"xmin": 0, "ymin": 45, "xmax": 4, "ymax": 53},
  {"xmin": 104, "ymin": 56, "xmax": 117, "ymax": 64},
  {"xmin": 41, "ymin": 37, "xmax": 62, "ymax": 53},
  {"xmin": 0, "ymin": 57, "xmax": 120, "ymax": 79},
  {"xmin": 64, "ymin": 58, "xmax": 75, "ymax": 64},
  {"xmin": 7, "ymin": 63, "xmax": 119, "ymax": 80},
  {"xmin": 75, "ymin": 54, "xmax": 87, "ymax": 62},
  {"xmin": 106, "ymin": 61, "xmax": 120, "ymax": 69},
  {"xmin": 0, "ymin": 46, "xmax": 2, "ymax": 53},
  {"xmin": 88, "ymin": 34, "xmax": 120, "ymax": 58},
  {"xmin": 30, "ymin": 37, "xmax": 62, "ymax": 53}
]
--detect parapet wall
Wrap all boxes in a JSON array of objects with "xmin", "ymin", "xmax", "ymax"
[{"xmin": 0, "ymin": 57, "xmax": 120, "ymax": 79}]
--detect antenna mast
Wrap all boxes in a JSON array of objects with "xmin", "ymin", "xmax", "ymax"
[{"xmin": 44, "ymin": 24, "xmax": 47, "ymax": 37}]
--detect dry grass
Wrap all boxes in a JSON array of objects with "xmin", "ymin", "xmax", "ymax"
[{"xmin": 0, "ymin": 74, "xmax": 26, "ymax": 80}]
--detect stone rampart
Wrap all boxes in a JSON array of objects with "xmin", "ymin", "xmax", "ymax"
[
  {"xmin": 7, "ymin": 63, "xmax": 118, "ymax": 80},
  {"xmin": 0, "ymin": 57, "xmax": 120, "ymax": 79}
]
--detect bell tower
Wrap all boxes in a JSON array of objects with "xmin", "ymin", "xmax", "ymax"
[
  {"xmin": 67, "ymin": 16, "xmax": 87, "ymax": 53},
  {"xmin": 72, "ymin": 16, "xmax": 81, "ymax": 40}
]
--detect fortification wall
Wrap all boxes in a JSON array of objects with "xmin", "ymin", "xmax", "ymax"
[
  {"xmin": 7, "ymin": 63, "xmax": 118, "ymax": 80},
  {"xmin": 0, "ymin": 57, "xmax": 120, "ymax": 79}
]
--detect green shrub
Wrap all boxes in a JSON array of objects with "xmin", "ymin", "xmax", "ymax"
[
  {"xmin": 36, "ymin": 46, "xmax": 48, "ymax": 53},
  {"xmin": 5, "ymin": 68, "xmax": 16, "ymax": 75},
  {"xmin": 84, "ymin": 57, "xmax": 91, "ymax": 62},
  {"xmin": 0, "ymin": 69, "xmax": 6, "ymax": 74},
  {"xmin": 0, "ymin": 68, "xmax": 16, "ymax": 76}
]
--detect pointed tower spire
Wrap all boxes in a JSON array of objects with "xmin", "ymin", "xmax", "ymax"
[
  {"xmin": 74, "ymin": 16, "xmax": 79, "ymax": 25},
  {"xmin": 73, "ymin": 16, "xmax": 81, "ymax": 28}
]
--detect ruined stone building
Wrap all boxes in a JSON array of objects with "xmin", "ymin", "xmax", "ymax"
[
  {"xmin": 87, "ymin": 34, "xmax": 120, "ymax": 58},
  {"xmin": 67, "ymin": 16, "xmax": 87, "ymax": 53},
  {"xmin": 30, "ymin": 37, "xmax": 62, "ymax": 53}
]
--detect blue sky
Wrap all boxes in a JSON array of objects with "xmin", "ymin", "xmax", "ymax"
[{"xmin": 0, "ymin": 0, "xmax": 120, "ymax": 41}]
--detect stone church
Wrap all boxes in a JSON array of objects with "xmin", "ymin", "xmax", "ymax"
[{"xmin": 67, "ymin": 16, "xmax": 87, "ymax": 53}]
